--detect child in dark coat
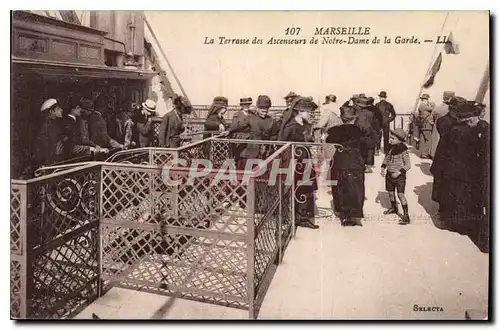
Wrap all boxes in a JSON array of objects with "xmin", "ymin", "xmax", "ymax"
[{"xmin": 380, "ymin": 128, "xmax": 411, "ymax": 224}]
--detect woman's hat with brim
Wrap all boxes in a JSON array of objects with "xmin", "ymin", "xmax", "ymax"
[
  {"xmin": 240, "ymin": 97, "xmax": 253, "ymax": 105},
  {"xmin": 355, "ymin": 96, "xmax": 371, "ymax": 108},
  {"xmin": 212, "ymin": 96, "xmax": 228, "ymax": 107},
  {"xmin": 449, "ymin": 96, "xmax": 483, "ymax": 119},
  {"xmin": 284, "ymin": 91, "xmax": 298, "ymax": 100},
  {"xmin": 292, "ymin": 97, "xmax": 317, "ymax": 112},
  {"xmin": 340, "ymin": 105, "xmax": 358, "ymax": 121},
  {"xmin": 174, "ymin": 95, "xmax": 192, "ymax": 113},
  {"xmin": 257, "ymin": 95, "xmax": 272, "ymax": 108},
  {"xmin": 390, "ymin": 128, "xmax": 407, "ymax": 142},
  {"xmin": 142, "ymin": 99, "xmax": 157, "ymax": 113}
]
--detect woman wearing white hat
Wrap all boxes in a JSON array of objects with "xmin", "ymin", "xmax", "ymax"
[
  {"xmin": 33, "ymin": 98, "xmax": 65, "ymax": 166},
  {"xmin": 136, "ymin": 99, "xmax": 157, "ymax": 147}
]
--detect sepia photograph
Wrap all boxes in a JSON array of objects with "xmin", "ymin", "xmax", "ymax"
[{"xmin": 9, "ymin": 9, "xmax": 490, "ymax": 320}]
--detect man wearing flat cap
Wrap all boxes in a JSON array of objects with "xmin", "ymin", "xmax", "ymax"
[
  {"xmin": 430, "ymin": 91, "xmax": 454, "ymax": 158},
  {"xmin": 228, "ymin": 97, "xmax": 254, "ymax": 162},
  {"xmin": 236, "ymin": 95, "xmax": 278, "ymax": 159},
  {"xmin": 375, "ymin": 91, "xmax": 396, "ymax": 154},
  {"xmin": 158, "ymin": 95, "xmax": 191, "ymax": 148},
  {"xmin": 89, "ymin": 94, "xmax": 124, "ymax": 150}
]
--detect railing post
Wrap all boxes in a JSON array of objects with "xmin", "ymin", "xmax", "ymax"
[
  {"xmin": 246, "ymin": 179, "xmax": 255, "ymax": 319},
  {"xmin": 291, "ymin": 145, "xmax": 296, "ymax": 238},
  {"xmin": 98, "ymin": 166, "xmax": 105, "ymax": 297},
  {"xmin": 277, "ymin": 175, "xmax": 283, "ymax": 264},
  {"xmin": 19, "ymin": 183, "xmax": 28, "ymax": 318}
]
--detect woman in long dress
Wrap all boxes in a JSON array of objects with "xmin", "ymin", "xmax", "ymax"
[
  {"xmin": 278, "ymin": 96, "xmax": 319, "ymax": 229},
  {"xmin": 326, "ymin": 103, "xmax": 366, "ymax": 226}
]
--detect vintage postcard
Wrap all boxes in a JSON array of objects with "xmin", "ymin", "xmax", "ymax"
[{"xmin": 10, "ymin": 10, "xmax": 490, "ymax": 320}]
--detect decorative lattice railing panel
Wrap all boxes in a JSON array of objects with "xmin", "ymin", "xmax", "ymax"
[
  {"xmin": 11, "ymin": 259, "xmax": 22, "ymax": 318},
  {"xmin": 13, "ymin": 165, "xmax": 102, "ymax": 319},
  {"xmin": 28, "ymin": 167, "xmax": 100, "ymax": 248},
  {"xmin": 11, "ymin": 187, "xmax": 22, "ymax": 254},
  {"xmin": 29, "ymin": 226, "xmax": 100, "ymax": 318},
  {"xmin": 101, "ymin": 223, "xmax": 249, "ymax": 306}
]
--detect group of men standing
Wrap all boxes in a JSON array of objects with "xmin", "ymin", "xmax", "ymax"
[
  {"xmin": 314, "ymin": 91, "xmax": 397, "ymax": 172},
  {"xmin": 30, "ymin": 94, "xmax": 160, "ymax": 175}
]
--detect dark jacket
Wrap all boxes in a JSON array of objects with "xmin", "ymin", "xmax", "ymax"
[
  {"xmin": 135, "ymin": 114, "xmax": 154, "ymax": 148},
  {"xmin": 204, "ymin": 114, "xmax": 228, "ymax": 139},
  {"xmin": 440, "ymin": 123, "xmax": 481, "ymax": 182},
  {"xmin": 430, "ymin": 113, "xmax": 458, "ymax": 177},
  {"xmin": 88, "ymin": 111, "xmax": 122, "ymax": 149},
  {"xmin": 375, "ymin": 100, "xmax": 396, "ymax": 126},
  {"xmin": 158, "ymin": 110, "xmax": 185, "ymax": 148},
  {"xmin": 239, "ymin": 114, "xmax": 278, "ymax": 158},
  {"xmin": 355, "ymin": 107, "xmax": 379, "ymax": 149},
  {"xmin": 63, "ymin": 115, "xmax": 93, "ymax": 158},
  {"xmin": 33, "ymin": 117, "xmax": 64, "ymax": 166},
  {"xmin": 79, "ymin": 117, "xmax": 96, "ymax": 147},
  {"xmin": 326, "ymin": 124, "xmax": 365, "ymax": 170},
  {"xmin": 229, "ymin": 110, "xmax": 252, "ymax": 139}
]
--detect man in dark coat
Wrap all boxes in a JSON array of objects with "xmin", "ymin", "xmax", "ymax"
[
  {"xmin": 354, "ymin": 96, "xmax": 378, "ymax": 172},
  {"xmin": 89, "ymin": 94, "xmax": 123, "ymax": 150},
  {"xmin": 63, "ymin": 97, "xmax": 99, "ymax": 158},
  {"xmin": 33, "ymin": 98, "xmax": 65, "ymax": 166},
  {"xmin": 326, "ymin": 104, "xmax": 366, "ymax": 226},
  {"xmin": 375, "ymin": 91, "xmax": 396, "ymax": 153},
  {"xmin": 239, "ymin": 95, "xmax": 278, "ymax": 159},
  {"xmin": 158, "ymin": 96, "xmax": 191, "ymax": 148},
  {"xmin": 275, "ymin": 91, "xmax": 299, "ymax": 134},
  {"xmin": 229, "ymin": 97, "xmax": 253, "ymax": 163}
]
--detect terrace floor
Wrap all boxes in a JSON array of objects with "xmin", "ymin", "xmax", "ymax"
[{"xmin": 76, "ymin": 150, "xmax": 489, "ymax": 320}]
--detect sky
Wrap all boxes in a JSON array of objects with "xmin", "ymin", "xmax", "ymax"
[{"xmin": 146, "ymin": 11, "xmax": 489, "ymax": 113}]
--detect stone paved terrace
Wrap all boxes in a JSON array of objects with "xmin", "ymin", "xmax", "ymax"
[{"xmin": 76, "ymin": 150, "xmax": 490, "ymax": 320}]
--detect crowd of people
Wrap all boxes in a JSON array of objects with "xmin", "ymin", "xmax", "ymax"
[
  {"xmin": 30, "ymin": 94, "xmax": 162, "ymax": 173},
  {"xmin": 29, "ymin": 89, "xmax": 490, "ymax": 238}
]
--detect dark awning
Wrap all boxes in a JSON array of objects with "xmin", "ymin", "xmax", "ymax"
[{"xmin": 12, "ymin": 57, "xmax": 157, "ymax": 80}]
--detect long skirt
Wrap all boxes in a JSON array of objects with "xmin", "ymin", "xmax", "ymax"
[
  {"xmin": 430, "ymin": 125, "xmax": 440, "ymax": 159},
  {"xmin": 331, "ymin": 169, "xmax": 365, "ymax": 218},
  {"xmin": 418, "ymin": 129, "xmax": 433, "ymax": 157},
  {"xmin": 439, "ymin": 178, "xmax": 483, "ymax": 234}
]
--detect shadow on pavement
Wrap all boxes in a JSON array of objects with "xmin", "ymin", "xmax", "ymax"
[
  {"xmin": 415, "ymin": 163, "xmax": 432, "ymax": 177},
  {"xmin": 413, "ymin": 182, "xmax": 440, "ymax": 223},
  {"xmin": 414, "ymin": 183, "xmax": 489, "ymax": 253},
  {"xmin": 375, "ymin": 191, "xmax": 392, "ymax": 209},
  {"xmin": 150, "ymin": 294, "xmax": 178, "ymax": 319}
]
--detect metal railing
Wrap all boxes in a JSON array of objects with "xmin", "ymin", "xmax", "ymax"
[
  {"xmin": 11, "ymin": 163, "xmax": 101, "ymax": 319},
  {"xmin": 11, "ymin": 136, "xmax": 342, "ymax": 319}
]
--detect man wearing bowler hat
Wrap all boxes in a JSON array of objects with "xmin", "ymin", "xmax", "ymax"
[{"xmin": 375, "ymin": 91, "xmax": 396, "ymax": 153}]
